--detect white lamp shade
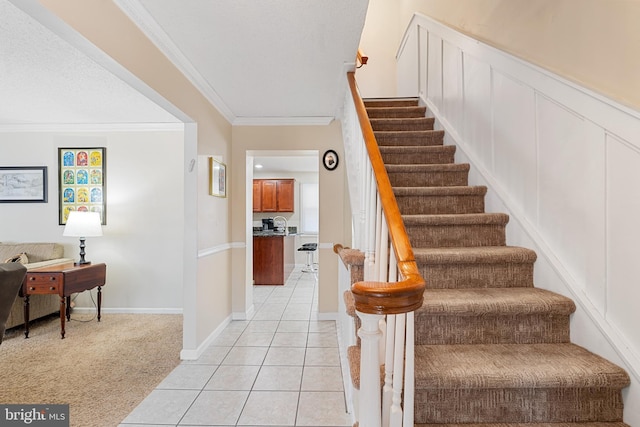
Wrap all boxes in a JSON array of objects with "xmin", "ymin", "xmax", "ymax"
[{"xmin": 63, "ymin": 211, "xmax": 103, "ymax": 237}]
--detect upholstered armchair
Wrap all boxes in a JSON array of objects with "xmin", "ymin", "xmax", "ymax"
[{"xmin": 0, "ymin": 263, "xmax": 27, "ymax": 344}]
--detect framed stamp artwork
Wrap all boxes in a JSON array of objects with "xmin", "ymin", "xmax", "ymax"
[
  {"xmin": 58, "ymin": 147, "xmax": 106, "ymax": 225},
  {"xmin": 0, "ymin": 166, "xmax": 48, "ymax": 203}
]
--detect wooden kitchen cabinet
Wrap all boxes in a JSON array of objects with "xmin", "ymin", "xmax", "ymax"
[
  {"xmin": 253, "ymin": 179, "xmax": 294, "ymax": 212},
  {"xmin": 252, "ymin": 180, "xmax": 262, "ymax": 212}
]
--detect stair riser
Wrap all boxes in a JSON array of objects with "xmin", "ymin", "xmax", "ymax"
[
  {"xmin": 389, "ymin": 171, "xmax": 469, "ymax": 187},
  {"xmin": 381, "ymin": 151, "xmax": 454, "ymax": 165},
  {"xmin": 376, "ymin": 133, "xmax": 444, "ymax": 146},
  {"xmin": 396, "ymin": 195, "xmax": 485, "ymax": 215},
  {"xmin": 415, "ymin": 388, "xmax": 625, "ymax": 424},
  {"xmin": 416, "ymin": 262, "xmax": 535, "ymax": 289},
  {"xmin": 407, "ymin": 224, "xmax": 506, "ymax": 247},
  {"xmin": 367, "ymin": 107, "xmax": 426, "ymax": 119},
  {"xmin": 414, "ymin": 314, "xmax": 571, "ymax": 345},
  {"xmin": 371, "ymin": 118, "xmax": 434, "ymax": 131}
]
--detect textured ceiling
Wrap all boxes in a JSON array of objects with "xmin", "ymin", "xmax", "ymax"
[
  {"xmin": 118, "ymin": 0, "xmax": 369, "ymax": 124},
  {"xmin": 0, "ymin": 0, "xmax": 369, "ymax": 127},
  {"xmin": 0, "ymin": 0, "xmax": 180, "ymax": 126}
]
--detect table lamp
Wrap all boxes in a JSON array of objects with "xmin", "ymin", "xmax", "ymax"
[{"xmin": 63, "ymin": 211, "xmax": 103, "ymax": 265}]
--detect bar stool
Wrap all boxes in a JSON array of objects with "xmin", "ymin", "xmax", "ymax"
[{"xmin": 298, "ymin": 243, "xmax": 317, "ymax": 273}]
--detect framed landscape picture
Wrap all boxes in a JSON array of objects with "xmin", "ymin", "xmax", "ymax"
[
  {"xmin": 0, "ymin": 166, "xmax": 48, "ymax": 203},
  {"xmin": 58, "ymin": 147, "xmax": 106, "ymax": 225}
]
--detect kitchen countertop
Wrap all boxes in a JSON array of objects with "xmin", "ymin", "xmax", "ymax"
[{"xmin": 253, "ymin": 231, "xmax": 297, "ymax": 237}]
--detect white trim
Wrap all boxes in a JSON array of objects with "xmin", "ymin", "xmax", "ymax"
[
  {"xmin": 198, "ymin": 242, "xmax": 245, "ymax": 258},
  {"xmin": 180, "ymin": 314, "xmax": 233, "ymax": 360},
  {"xmin": 407, "ymin": 13, "xmax": 640, "ymax": 147},
  {"xmin": 114, "ymin": 0, "xmax": 236, "ymax": 124},
  {"xmin": 72, "ymin": 307, "xmax": 182, "ymax": 314},
  {"xmin": 0, "ymin": 123, "xmax": 185, "ymax": 132},
  {"xmin": 232, "ymin": 116, "xmax": 335, "ymax": 126},
  {"xmin": 232, "ymin": 304, "xmax": 256, "ymax": 321},
  {"xmin": 315, "ymin": 311, "xmax": 338, "ymax": 321}
]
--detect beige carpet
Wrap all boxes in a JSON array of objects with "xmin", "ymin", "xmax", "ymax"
[{"xmin": 0, "ymin": 312, "xmax": 182, "ymax": 427}]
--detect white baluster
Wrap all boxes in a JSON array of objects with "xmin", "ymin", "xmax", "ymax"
[
  {"xmin": 404, "ymin": 311, "xmax": 415, "ymax": 427},
  {"xmin": 357, "ymin": 311, "xmax": 384, "ymax": 427},
  {"xmin": 390, "ymin": 313, "xmax": 406, "ymax": 427},
  {"xmin": 382, "ymin": 314, "xmax": 396, "ymax": 427}
]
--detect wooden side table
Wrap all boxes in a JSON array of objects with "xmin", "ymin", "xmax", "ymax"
[{"xmin": 21, "ymin": 262, "xmax": 106, "ymax": 339}]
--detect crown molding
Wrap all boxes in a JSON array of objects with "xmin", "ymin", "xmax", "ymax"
[
  {"xmin": 233, "ymin": 116, "xmax": 335, "ymax": 126},
  {"xmin": 115, "ymin": 0, "xmax": 236, "ymax": 124},
  {"xmin": 0, "ymin": 122, "xmax": 185, "ymax": 133}
]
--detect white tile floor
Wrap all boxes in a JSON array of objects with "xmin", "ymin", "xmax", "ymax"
[{"xmin": 119, "ymin": 268, "xmax": 352, "ymax": 427}]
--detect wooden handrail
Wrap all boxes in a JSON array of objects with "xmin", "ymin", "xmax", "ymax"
[
  {"xmin": 357, "ymin": 49, "xmax": 368, "ymax": 68},
  {"xmin": 346, "ymin": 72, "xmax": 425, "ymax": 315}
]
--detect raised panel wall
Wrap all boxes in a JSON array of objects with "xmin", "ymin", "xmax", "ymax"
[{"xmin": 397, "ymin": 13, "xmax": 640, "ymax": 421}]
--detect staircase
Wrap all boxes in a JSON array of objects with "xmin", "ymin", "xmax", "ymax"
[{"xmin": 343, "ymin": 98, "xmax": 631, "ymax": 425}]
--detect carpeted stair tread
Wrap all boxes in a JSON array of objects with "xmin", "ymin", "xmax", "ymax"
[
  {"xmin": 366, "ymin": 105, "xmax": 426, "ymax": 118},
  {"xmin": 403, "ymin": 213, "xmax": 509, "ymax": 226},
  {"xmin": 375, "ymin": 130, "xmax": 444, "ymax": 146},
  {"xmin": 387, "ymin": 163, "xmax": 470, "ymax": 187},
  {"xmin": 415, "ymin": 423, "xmax": 631, "ymax": 427},
  {"xmin": 379, "ymin": 145, "xmax": 455, "ymax": 165},
  {"xmin": 393, "ymin": 185, "xmax": 486, "ymax": 197},
  {"xmin": 363, "ymin": 98, "xmax": 419, "ymax": 108},
  {"xmin": 394, "ymin": 186, "xmax": 487, "ymax": 215},
  {"xmin": 370, "ymin": 117, "xmax": 434, "ymax": 131},
  {"xmin": 413, "ymin": 246, "xmax": 537, "ymax": 264},
  {"xmin": 404, "ymin": 213, "xmax": 509, "ymax": 247},
  {"xmin": 414, "ymin": 343, "xmax": 631, "ymax": 390},
  {"xmin": 418, "ymin": 287, "xmax": 575, "ymax": 316}
]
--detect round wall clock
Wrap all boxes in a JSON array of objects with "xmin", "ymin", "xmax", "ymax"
[{"xmin": 322, "ymin": 150, "xmax": 339, "ymax": 171}]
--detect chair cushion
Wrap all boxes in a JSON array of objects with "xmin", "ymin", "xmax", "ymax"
[{"xmin": 0, "ymin": 263, "xmax": 27, "ymax": 344}]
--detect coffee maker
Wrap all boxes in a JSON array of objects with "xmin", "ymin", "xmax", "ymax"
[{"xmin": 261, "ymin": 218, "xmax": 274, "ymax": 231}]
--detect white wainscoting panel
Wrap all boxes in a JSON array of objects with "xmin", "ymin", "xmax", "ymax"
[
  {"xmin": 492, "ymin": 70, "xmax": 537, "ymax": 217},
  {"xmin": 442, "ymin": 41, "xmax": 463, "ymax": 131},
  {"xmin": 462, "ymin": 53, "xmax": 492, "ymax": 168},
  {"xmin": 426, "ymin": 34, "xmax": 442, "ymax": 111},
  {"xmin": 606, "ymin": 135, "xmax": 640, "ymax": 352},
  {"xmin": 536, "ymin": 95, "xmax": 607, "ymax": 308},
  {"xmin": 397, "ymin": 13, "xmax": 640, "ymax": 422}
]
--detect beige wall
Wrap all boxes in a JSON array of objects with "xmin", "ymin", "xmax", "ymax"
[
  {"xmin": 41, "ymin": 0, "xmax": 233, "ymax": 351},
  {"xmin": 231, "ymin": 123, "xmax": 350, "ymax": 316},
  {"xmin": 397, "ymin": 0, "xmax": 640, "ymax": 110}
]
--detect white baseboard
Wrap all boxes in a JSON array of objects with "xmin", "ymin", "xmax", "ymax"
[
  {"xmin": 315, "ymin": 311, "xmax": 338, "ymax": 321},
  {"xmin": 232, "ymin": 304, "xmax": 255, "ymax": 321},
  {"xmin": 72, "ymin": 307, "xmax": 182, "ymax": 314},
  {"xmin": 180, "ymin": 314, "xmax": 233, "ymax": 360}
]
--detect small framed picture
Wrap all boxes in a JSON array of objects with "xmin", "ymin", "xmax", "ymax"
[
  {"xmin": 209, "ymin": 157, "xmax": 226, "ymax": 198},
  {"xmin": 322, "ymin": 149, "xmax": 339, "ymax": 171},
  {"xmin": 0, "ymin": 166, "xmax": 48, "ymax": 203}
]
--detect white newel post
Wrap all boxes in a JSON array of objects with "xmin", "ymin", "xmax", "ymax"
[{"xmin": 357, "ymin": 311, "xmax": 384, "ymax": 427}]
